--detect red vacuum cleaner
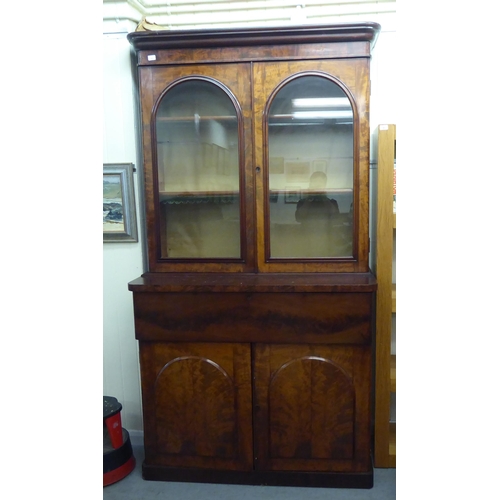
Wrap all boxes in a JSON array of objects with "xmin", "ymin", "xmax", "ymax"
[{"xmin": 103, "ymin": 396, "xmax": 135, "ymax": 486}]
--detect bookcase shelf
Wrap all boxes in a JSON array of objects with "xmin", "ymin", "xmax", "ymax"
[{"xmin": 374, "ymin": 124, "xmax": 396, "ymax": 468}]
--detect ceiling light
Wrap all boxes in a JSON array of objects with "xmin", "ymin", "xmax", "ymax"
[
  {"xmin": 292, "ymin": 98, "xmax": 351, "ymax": 108},
  {"xmin": 292, "ymin": 110, "xmax": 353, "ymax": 119}
]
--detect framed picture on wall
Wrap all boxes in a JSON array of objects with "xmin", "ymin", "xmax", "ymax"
[
  {"xmin": 285, "ymin": 187, "xmax": 302, "ymax": 204},
  {"xmin": 285, "ymin": 161, "xmax": 310, "ymax": 183},
  {"xmin": 269, "ymin": 157, "xmax": 285, "ymax": 174},
  {"xmin": 103, "ymin": 163, "xmax": 138, "ymax": 242}
]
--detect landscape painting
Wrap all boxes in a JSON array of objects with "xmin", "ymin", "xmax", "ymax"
[
  {"xmin": 103, "ymin": 163, "xmax": 138, "ymax": 242},
  {"xmin": 103, "ymin": 173, "xmax": 124, "ymax": 232}
]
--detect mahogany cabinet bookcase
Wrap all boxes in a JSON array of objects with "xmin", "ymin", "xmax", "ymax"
[{"xmin": 127, "ymin": 22, "xmax": 380, "ymax": 488}]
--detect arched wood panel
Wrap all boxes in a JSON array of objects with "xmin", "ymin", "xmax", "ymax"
[
  {"xmin": 268, "ymin": 356, "xmax": 354, "ymax": 460},
  {"xmin": 139, "ymin": 342, "xmax": 253, "ymax": 470},
  {"xmin": 155, "ymin": 356, "xmax": 237, "ymax": 457},
  {"xmin": 253, "ymin": 343, "xmax": 371, "ymax": 473}
]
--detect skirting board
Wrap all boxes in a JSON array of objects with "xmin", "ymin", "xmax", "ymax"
[{"xmin": 127, "ymin": 430, "xmax": 144, "ymax": 449}]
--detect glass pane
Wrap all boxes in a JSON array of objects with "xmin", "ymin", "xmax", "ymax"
[
  {"xmin": 155, "ymin": 80, "xmax": 241, "ymax": 259},
  {"xmin": 268, "ymin": 76, "xmax": 354, "ymax": 259}
]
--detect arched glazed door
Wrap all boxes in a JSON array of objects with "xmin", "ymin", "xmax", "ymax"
[
  {"xmin": 143, "ymin": 64, "xmax": 255, "ymax": 272},
  {"xmin": 253, "ymin": 60, "xmax": 371, "ymax": 273}
]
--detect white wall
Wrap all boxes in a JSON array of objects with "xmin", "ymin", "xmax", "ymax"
[
  {"xmin": 370, "ymin": 30, "xmax": 398, "ymax": 136},
  {"xmin": 103, "ymin": 28, "xmax": 145, "ymax": 432},
  {"xmin": 102, "ymin": 22, "xmax": 397, "ymax": 433}
]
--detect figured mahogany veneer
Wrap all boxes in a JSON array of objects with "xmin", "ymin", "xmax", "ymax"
[
  {"xmin": 127, "ymin": 22, "xmax": 380, "ymax": 488},
  {"xmin": 130, "ymin": 274, "xmax": 375, "ymax": 344},
  {"xmin": 130, "ymin": 273, "xmax": 376, "ymax": 485}
]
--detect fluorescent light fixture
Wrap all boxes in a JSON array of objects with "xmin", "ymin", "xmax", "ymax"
[
  {"xmin": 269, "ymin": 122, "xmax": 325, "ymax": 126},
  {"xmin": 292, "ymin": 110, "xmax": 353, "ymax": 119},
  {"xmin": 292, "ymin": 98, "xmax": 351, "ymax": 108}
]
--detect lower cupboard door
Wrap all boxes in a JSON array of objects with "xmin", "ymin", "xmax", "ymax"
[
  {"xmin": 139, "ymin": 342, "xmax": 253, "ymax": 470},
  {"xmin": 252, "ymin": 344, "xmax": 372, "ymax": 473}
]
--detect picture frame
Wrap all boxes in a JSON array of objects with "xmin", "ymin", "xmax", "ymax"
[
  {"xmin": 103, "ymin": 163, "xmax": 138, "ymax": 242},
  {"xmin": 285, "ymin": 187, "xmax": 302, "ymax": 204},
  {"xmin": 269, "ymin": 157, "xmax": 285, "ymax": 174},
  {"xmin": 285, "ymin": 161, "xmax": 310, "ymax": 183}
]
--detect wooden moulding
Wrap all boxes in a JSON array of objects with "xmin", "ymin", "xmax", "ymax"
[
  {"xmin": 127, "ymin": 22, "xmax": 381, "ymax": 51},
  {"xmin": 128, "ymin": 23, "xmax": 381, "ymax": 66},
  {"xmin": 129, "ymin": 272, "xmax": 377, "ymax": 293}
]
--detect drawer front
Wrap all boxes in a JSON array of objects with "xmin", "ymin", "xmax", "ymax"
[{"xmin": 133, "ymin": 292, "xmax": 373, "ymax": 344}]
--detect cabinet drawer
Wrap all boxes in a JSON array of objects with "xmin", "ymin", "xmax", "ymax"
[{"xmin": 132, "ymin": 292, "xmax": 373, "ymax": 344}]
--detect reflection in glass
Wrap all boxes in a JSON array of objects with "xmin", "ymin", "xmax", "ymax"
[
  {"xmin": 155, "ymin": 80, "xmax": 241, "ymax": 259},
  {"xmin": 268, "ymin": 76, "xmax": 354, "ymax": 258}
]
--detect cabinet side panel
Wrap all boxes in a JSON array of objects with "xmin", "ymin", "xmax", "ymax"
[
  {"xmin": 354, "ymin": 60, "xmax": 371, "ymax": 272},
  {"xmin": 137, "ymin": 67, "xmax": 158, "ymax": 269}
]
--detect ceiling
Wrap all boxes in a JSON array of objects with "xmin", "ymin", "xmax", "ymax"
[{"xmin": 103, "ymin": 0, "xmax": 396, "ymax": 32}]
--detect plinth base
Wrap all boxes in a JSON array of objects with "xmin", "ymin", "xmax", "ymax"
[{"xmin": 141, "ymin": 461, "xmax": 373, "ymax": 489}]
